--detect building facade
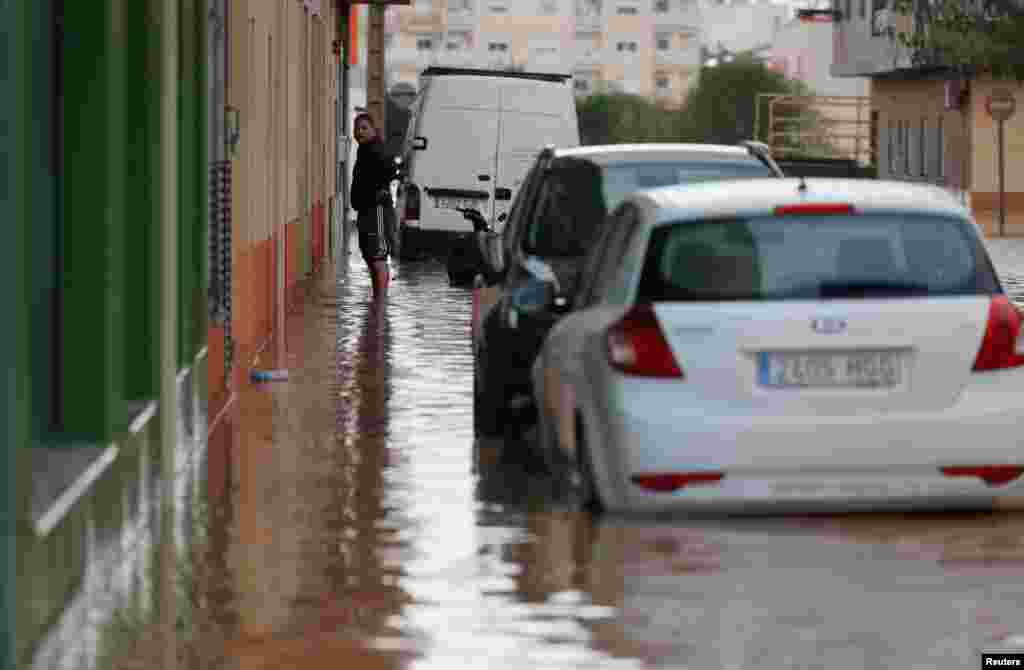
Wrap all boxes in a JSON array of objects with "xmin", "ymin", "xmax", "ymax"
[
  {"xmin": 381, "ymin": 0, "xmax": 704, "ymax": 106},
  {"xmin": 830, "ymin": 0, "xmax": 1024, "ymax": 236},
  {"xmin": 5, "ymin": 1, "xmax": 342, "ymax": 668}
]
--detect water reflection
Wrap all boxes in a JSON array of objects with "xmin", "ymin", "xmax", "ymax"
[{"xmin": 186, "ymin": 234, "xmax": 1024, "ymax": 670}]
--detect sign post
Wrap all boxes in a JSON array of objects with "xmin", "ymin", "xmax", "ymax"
[{"xmin": 986, "ymin": 88, "xmax": 1016, "ymax": 236}]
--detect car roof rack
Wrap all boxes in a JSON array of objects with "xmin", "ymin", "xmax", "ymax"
[{"xmin": 420, "ymin": 66, "xmax": 572, "ymax": 83}]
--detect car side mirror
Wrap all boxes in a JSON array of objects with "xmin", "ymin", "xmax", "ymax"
[
  {"xmin": 497, "ymin": 212, "xmax": 508, "ymax": 223},
  {"xmin": 412, "ymin": 136, "xmax": 428, "ymax": 151}
]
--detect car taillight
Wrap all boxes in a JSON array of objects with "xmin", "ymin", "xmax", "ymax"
[
  {"xmin": 971, "ymin": 295, "xmax": 1024, "ymax": 372},
  {"xmin": 401, "ymin": 183, "xmax": 420, "ymax": 223},
  {"xmin": 631, "ymin": 472, "xmax": 724, "ymax": 492},
  {"xmin": 773, "ymin": 203, "xmax": 854, "ymax": 216},
  {"xmin": 606, "ymin": 304, "xmax": 683, "ymax": 378},
  {"xmin": 940, "ymin": 465, "xmax": 1024, "ymax": 487}
]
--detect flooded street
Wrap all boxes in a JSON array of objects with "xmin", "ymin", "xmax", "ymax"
[{"xmin": 194, "ymin": 228, "xmax": 1024, "ymax": 670}]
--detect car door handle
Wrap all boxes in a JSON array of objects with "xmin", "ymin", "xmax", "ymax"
[
  {"xmin": 478, "ymin": 174, "xmax": 491, "ymax": 182},
  {"xmin": 495, "ymin": 187, "xmax": 512, "ymax": 201}
]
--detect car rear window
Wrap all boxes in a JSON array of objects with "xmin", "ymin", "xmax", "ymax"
[
  {"xmin": 523, "ymin": 157, "xmax": 775, "ymax": 258},
  {"xmin": 637, "ymin": 214, "xmax": 1000, "ymax": 302},
  {"xmin": 602, "ymin": 160, "xmax": 775, "ymax": 211}
]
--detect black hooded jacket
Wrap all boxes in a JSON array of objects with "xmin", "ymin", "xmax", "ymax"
[{"xmin": 350, "ymin": 138, "xmax": 397, "ymax": 214}]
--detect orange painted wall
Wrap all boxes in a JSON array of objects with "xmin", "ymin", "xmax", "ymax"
[{"xmin": 211, "ymin": 1, "xmax": 338, "ymax": 404}]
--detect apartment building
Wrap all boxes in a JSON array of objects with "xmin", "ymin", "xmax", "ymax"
[
  {"xmin": 831, "ymin": 0, "xmax": 1024, "ymax": 235},
  {"xmin": 381, "ymin": 0, "xmax": 703, "ymax": 107}
]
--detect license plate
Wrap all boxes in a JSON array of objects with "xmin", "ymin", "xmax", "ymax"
[
  {"xmin": 759, "ymin": 350, "xmax": 906, "ymax": 388},
  {"xmin": 433, "ymin": 197, "xmax": 481, "ymax": 211}
]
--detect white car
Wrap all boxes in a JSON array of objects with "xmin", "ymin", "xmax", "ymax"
[{"xmin": 531, "ymin": 177, "xmax": 1024, "ymax": 514}]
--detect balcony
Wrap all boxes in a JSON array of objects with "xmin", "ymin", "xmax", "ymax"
[
  {"xmin": 652, "ymin": 0, "xmax": 700, "ymax": 30},
  {"xmin": 446, "ymin": 8, "xmax": 477, "ymax": 30},
  {"xmin": 573, "ymin": 43, "xmax": 603, "ymax": 67},
  {"xmin": 654, "ymin": 44, "xmax": 700, "ymax": 68},
  {"xmin": 389, "ymin": 47, "xmax": 439, "ymax": 70},
  {"xmin": 436, "ymin": 49, "xmax": 478, "ymax": 67},
  {"xmin": 575, "ymin": 0, "xmax": 604, "ymax": 30}
]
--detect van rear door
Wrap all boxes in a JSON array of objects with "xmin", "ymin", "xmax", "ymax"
[
  {"xmin": 414, "ymin": 76, "xmax": 499, "ymax": 233},
  {"xmin": 494, "ymin": 79, "xmax": 579, "ymax": 224}
]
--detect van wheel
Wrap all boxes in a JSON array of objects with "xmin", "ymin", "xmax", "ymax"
[
  {"xmin": 576, "ymin": 413, "xmax": 605, "ymax": 515},
  {"xmin": 474, "ymin": 347, "xmax": 504, "ymax": 437}
]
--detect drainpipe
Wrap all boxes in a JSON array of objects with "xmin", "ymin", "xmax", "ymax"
[
  {"xmin": 158, "ymin": 0, "xmax": 179, "ymax": 667},
  {"xmin": 339, "ymin": 0, "xmax": 351, "ymax": 238}
]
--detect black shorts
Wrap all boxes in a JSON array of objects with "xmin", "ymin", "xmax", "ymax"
[{"xmin": 357, "ymin": 204, "xmax": 395, "ymax": 263}]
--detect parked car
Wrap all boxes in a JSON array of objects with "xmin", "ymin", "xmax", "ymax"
[
  {"xmin": 394, "ymin": 67, "xmax": 580, "ymax": 261},
  {"xmin": 531, "ymin": 177, "xmax": 1024, "ymax": 514},
  {"xmin": 472, "ymin": 142, "xmax": 784, "ymax": 437}
]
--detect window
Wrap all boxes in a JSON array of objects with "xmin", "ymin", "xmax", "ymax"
[
  {"xmin": 617, "ymin": 5, "xmax": 639, "ymax": 14},
  {"xmin": 918, "ymin": 117, "xmax": 927, "ymax": 177},
  {"xmin": 524, "ymin": 157, "xmax": 609, "ymax": 257},
  {"xmin": 636, "ymin": 215, "xmax": 998, "ymax": 303},
  {"xmin": 616, "ymin": 41, "xmax": 638, "ymax": 52},
  {"xmin": 488, "ymin": 41, "xmax": 509, "ymax": 52},
  {"xmin": 654, "ymin": 0, "xmax": 670, "ymax": 12},
  {"xmin": 601, "ymin": 160, "xmax": 774, "ymax": 211},
  {"xmin": 871, "ymin": 0, "xmax": 891, "ymax": 36},
  {"xmin": 905, "ymin": 119, "xmax": 913, "ymax": 176},
  {"xmin": 936, "ymin": 115, "xmax": 945, "ymax": 179},
  {"xmin": 887, "ymin": 120, "xmax": 896, "ymax": 174},
  {"xmin": 656, "ymin": 35, "xmax": 670, "ymax": 51},
  {"xmin": 586, "ymin": 205, "xmax": 638, "ymax": 306},
  {"xmin": 416, "ymin": 37, "xmax": 434, "ymax": 51},
  {"xmin": 446, "ymin": 40, "xmax": 461, "ymax": 51},
  {"xmin": 860, "ymin": 0, "xmax": 867, "ymax": 19}
]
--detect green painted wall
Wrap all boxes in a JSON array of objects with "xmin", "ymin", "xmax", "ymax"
[
  {"xmin": 60, "ymin": 0, "xmax": 128, "ymax": 441},
  {"xmin": 124, "ymin": 0, "xmax": 163, "ymax": 402}
]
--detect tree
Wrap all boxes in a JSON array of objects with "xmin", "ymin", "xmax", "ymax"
[
  {"xmin": 677, "ymin": 53, "xmax": 834, "ymax": 157},
  {"xmin": 575, "ymin": 92, "xmax": 681, "ymax": 145},
  {"xmin": 574, "ymin": 56, "xmax": 838, "ymax": 158},
  {"xmin": 893, "ymin": 0, "xmax": 1024, "ymax": 79}
]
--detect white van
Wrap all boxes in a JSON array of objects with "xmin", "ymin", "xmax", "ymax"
[{"xmin": 394, "ymin": 67, "xmax": 580, "ymax": 259}]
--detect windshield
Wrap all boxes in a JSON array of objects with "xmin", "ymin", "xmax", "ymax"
[
  {"xmin": 637, "ymin": 214, "xmax": 1000, "ymax": 302},
  {"xmin": 523, "ymin": 156, "xmax": 775, "ymax": 258}
]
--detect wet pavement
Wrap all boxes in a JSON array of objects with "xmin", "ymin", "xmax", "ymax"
[{"xmin": 188, "ymin": 229, "xmax": 1024, "ymax": 670}]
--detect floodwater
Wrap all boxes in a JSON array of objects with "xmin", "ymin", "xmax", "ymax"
[{"xmin": 187, "ymin": 228, "xmax": 1024, "ymax": 670}]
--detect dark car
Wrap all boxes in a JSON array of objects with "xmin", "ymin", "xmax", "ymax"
[{"xmin": 471, "ymin": 142, "xmax": 785, "ymax": 437}]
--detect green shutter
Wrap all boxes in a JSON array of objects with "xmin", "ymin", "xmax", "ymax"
[
  {"xmin": 123, "ymin": 0, "xmax": 163, "ymax": 401},
  {"xmin": 59, "ymin": 0, "xmax": 128, "ymax": 441}
]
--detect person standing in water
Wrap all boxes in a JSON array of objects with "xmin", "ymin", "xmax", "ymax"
[{"xmin": 351, "ymin": 112, "xmax": 398, "ymax": 300}]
